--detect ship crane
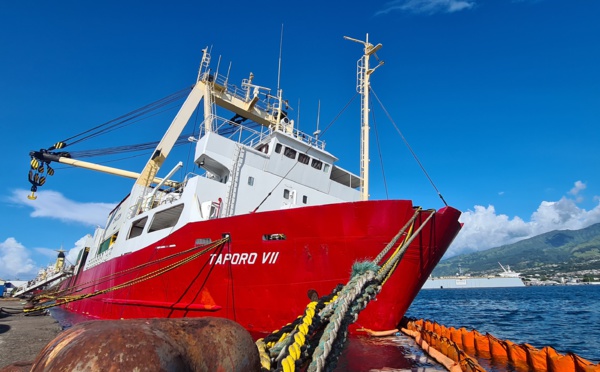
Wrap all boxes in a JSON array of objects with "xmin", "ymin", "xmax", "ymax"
[{"xmin": 26, "ymin": 48, "xmax": 292, "ymax": 201}]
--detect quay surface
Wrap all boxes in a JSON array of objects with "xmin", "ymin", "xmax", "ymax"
[
  {"xmin": 0, "ymin": 298, "xmax": 62, "ymax": 370},
  {"xmin": 0, "ymin": 297, "xmax": 445, "ymax": 371}
]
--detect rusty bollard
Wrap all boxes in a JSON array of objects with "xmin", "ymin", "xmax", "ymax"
[{"xmin": 30, "ymin": 317, "xmax": 260, "ymax": 371}]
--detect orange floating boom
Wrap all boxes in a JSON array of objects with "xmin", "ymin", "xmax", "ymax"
[{"xmin": 401, "ymin": 318, "xmax": 600, "ymax": 372}]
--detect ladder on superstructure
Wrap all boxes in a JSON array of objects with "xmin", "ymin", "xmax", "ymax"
[{"xmin": 224, "ymin": 145, "xmax": 245, "ymax": 217}]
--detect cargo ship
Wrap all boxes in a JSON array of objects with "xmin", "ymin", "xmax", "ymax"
[
  {"xmin": 421, "ymin": 263, "xmax": 525, "ymax": 289},
  {"xmin": 25, "ymin": 35, "xmax": 462, "ymax": 334}
]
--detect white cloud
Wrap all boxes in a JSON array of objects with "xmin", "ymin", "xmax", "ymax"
[
  {"xmin": 569, "ymin": 180, "xmax": 586, "ymax": 202},
  {"xmin": 0, "ymin": 236, "xmax": 90, "ymax": 281},
  {"xmin": 65, "ymin": 236, "xmax": 90, "ymax": 266},
  {"xmin": 569, "ymin": 180, "xmax": 586, "ymax": 195},
  {"xmin": 1, "ymin": 189, "xmax": 113, "ymax": 280},
  {"xmin": 448, "ymin": 181, "xmax": 600, "ymax": 257},
  {"xmin": 0, "ymin": 238, "xmax": 38, "ymax": 279},
  {"xmin": 30, "ymin": 235, "xmax": 89, "ymax": 269},
  {"xmin": 8, "ymin": 189, "xmax": 115, "ymax": 227},
  {"xmin": 375, "ymin": 0, "xmax": 476, "ymax": 16},
  {"xmin": 450, "ymin": 205, "xmax": 530, "ymax": 256}
]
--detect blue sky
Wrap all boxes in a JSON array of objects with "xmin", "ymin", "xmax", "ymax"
[{"xmin": 2, "ymin": 0, "xmax": 599, "ymax": 280}]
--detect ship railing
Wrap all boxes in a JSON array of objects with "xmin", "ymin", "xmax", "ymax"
[
  {"xmin": 202, "ymin": 115, "xmax": 326, "ymax": 150},
  {"xmin": 199, "ymin": 73, "xmax": 326, "ymax": 150},
  {"xmin": 201, "ymin": 115, "xmax": 271, "ymax": 147},
  {"xmin": 200, "ymin": 72, "xmax": 274, "ymax": 114},
  {"xmin": 287, "ymin": 126, "xmax": 326, "ymax": 150}
]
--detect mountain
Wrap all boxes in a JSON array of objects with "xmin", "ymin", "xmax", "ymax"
[{"xmin": 433, "ymin": 223, "xmax": 600, "ymax": 278}]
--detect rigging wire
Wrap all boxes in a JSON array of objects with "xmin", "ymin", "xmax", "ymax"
[
  {"xmin": 68, "ymin": 136, "xmax": 194, "ymax": 158},
  {"xmin": 370, "ymin": 87, "xmax": 448, "ymax": 206},
  {"xmin": 252, "ymin": 93, "xmax": 359, "ymax": 213},
  {"xmin": 77, "ymin": 101, "xmax": 187, "ymax": 142},
  {"xmin": 66, "ymin": 122, "xmax": 262, "ymax": 161},
  {"xmin": 370, "ymin": 103, "xmax": 389, "ymax": 200},
  {"xmin": 59, "ymin": 87, "xmax": 192, "ymax": 146}
]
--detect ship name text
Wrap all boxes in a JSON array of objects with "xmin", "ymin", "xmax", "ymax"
[{"xmin": 209, "ymin": 252, "xmax": 280, "ymax": 265}]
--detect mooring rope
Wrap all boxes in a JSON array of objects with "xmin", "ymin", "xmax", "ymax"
[
  {"xmin": 35, "ymin": 237, "xmax": 227, "ymax": 301},
  {"xmin": 23, "ymin": 237, "xmax": 229, "ymax": 313},
  {"xmin": 258, "ymin": 208, "xmax": 438, "ymax": 372}
]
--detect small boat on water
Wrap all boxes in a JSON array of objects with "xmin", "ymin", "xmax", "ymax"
[
  {"xmin": 25, "ymin": 35, "xmax": 462, "ymax": 334},
  {"xmin": 421, "ymin": 262, "xmax": 525, "ymax": 289}
]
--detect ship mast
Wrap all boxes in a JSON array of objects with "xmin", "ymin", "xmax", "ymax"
[{"xmin": 344, "ymin": 34, "xmax": 383, "ymax": 201}]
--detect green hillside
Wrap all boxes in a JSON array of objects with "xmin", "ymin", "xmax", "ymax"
[{"xmin": 433, "ymin": 223, "xmax": 600, "ymax": 278}]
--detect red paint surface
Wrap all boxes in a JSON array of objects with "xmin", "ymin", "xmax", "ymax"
[{"xmin": 60, "ymin": 200, "xmax": 461, "ymax": 334}]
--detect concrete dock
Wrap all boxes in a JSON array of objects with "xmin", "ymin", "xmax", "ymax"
[
  {"xmin": 0, "ymin": 297, "xmax": 445, "ymax": 371},
  {"xmin": 0, "ymin": 298, "xmax": 62, "ymax": 370}
]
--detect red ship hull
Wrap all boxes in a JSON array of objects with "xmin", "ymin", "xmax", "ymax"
[{"xmin": 59, "ymin": 200, "xmax": 461, "ymax": 334}]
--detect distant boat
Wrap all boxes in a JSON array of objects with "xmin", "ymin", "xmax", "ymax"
[
  {"xmin": 497, "ymin": 262, "xmax": 521, "ymax": 278},
  {"xmin": 13, "ymin": 247, "xmax": 72, "ymax": 297},
  {"xmin": 421, "ymin": 262, "xmax": 525, "ymax": 289}
]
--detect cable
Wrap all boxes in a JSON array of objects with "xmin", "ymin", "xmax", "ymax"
[
  {"xmin": 60, "ymin": 87, "xmax": 192, "ymax": 146},
  {"xmin": 370, "ymin": 87, "xmax": 448, "ymax": 206},
  {"xmin": 370, "ymin": 101, "xmax": 389, "ymax": 199}
]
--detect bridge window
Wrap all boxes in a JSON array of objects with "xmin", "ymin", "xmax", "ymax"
[
  {"xmin": 283, "ymin": 189, "xmax": 290, "ymax": 199},
  {"xmin": 275, "ymin": 143, "xmax": 282, "ymax": 153},
  {"xmin": 98, "ymin": 233, "xmax": 118, "ymax": 255},
  {"xmin": 257, "ymin": 144, "xmax": 269, "ymax": 154},
  {"xmin": 148, "ymin": 204, "xmax": 184, "ymax": 233},
  {"xmin": 128, "ymin": 217, "xmax": 148, "ymax": 239},
  {"xmin": 311, "ymin": 159, "xmax": 323, "ymax": 170},
  {"xmin": 298, "ymin": 153, "xmax": 309, "ymax": 165},
  {"xmin": 284, "ymin": 147, "xmax": 296, "ymax": 159},
  {"xmin": 248, "ymin": 176, "xmax": 254, "ymax": 186}
]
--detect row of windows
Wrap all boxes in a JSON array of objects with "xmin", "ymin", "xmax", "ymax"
[
  {"xmin": 100, "ymin": 200, "xmax": 290, "ymax": 256},
  {"xmin": 274, "ymin": 143, "xmax": 327, "ymax": 171},
  {"xmin": 126, "ymin": 204, "xmax": 184, "ymax": 241},
  {"xmin": 100, "ymin": 187, "xmax": 311, "ymax": 254}
]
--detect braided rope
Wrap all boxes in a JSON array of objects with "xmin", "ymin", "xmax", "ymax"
[
  {"xmin": 377, "ymin": 210, "xmax": 436, "ymax": 284},
  {"xmin": 372, "ymin": 207, "xmax": 421, "ymax": 265},
  {"xmin": 41, "ymin": 236, "xmax": 226, "ymax": 300},
  {"xmin": 24, "ymin": 237, "xmax": 229, "ymax": 313},
  {"xmin": 257, "ymin": 286, "xmax": 342, "ymax": 371},
  {"xmin": 308, "ymin": 210, "xmax": 436, "ymax": 371},
  {"xmin": 258, "ymin": 209, "xmax": 438, "ymax": 371},
  {"xmin": 308, "ymin": 270, "xmax": 376, "ymax": 372}
]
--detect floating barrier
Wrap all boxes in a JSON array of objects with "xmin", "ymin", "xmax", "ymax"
[{"xmin": 401, "ymin": 318, "xmax": 600, "ymax": 372}]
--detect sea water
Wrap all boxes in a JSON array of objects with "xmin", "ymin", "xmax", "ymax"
[{"xmin": 406, "ymin": 285, "xmax": 600, "ymax": 364}]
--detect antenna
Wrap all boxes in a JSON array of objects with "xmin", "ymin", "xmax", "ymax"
[
  {"xmin": 225, "ymin": 61, "xmax": 232, "ymax": 86},
  {"xmin": 314, "ymin": 100, "xmax": 321, "ymax": 139},
  {"xmin": 215, "ymin": 55, "xmax": 222, "ymax": 78},
  {"xmin": 277, "ymin": 24, "xmax": 284, "ymax": 92},
  {"xmin": 297, "ymin": 99, "xmax": 301, "ymax": 131}
]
